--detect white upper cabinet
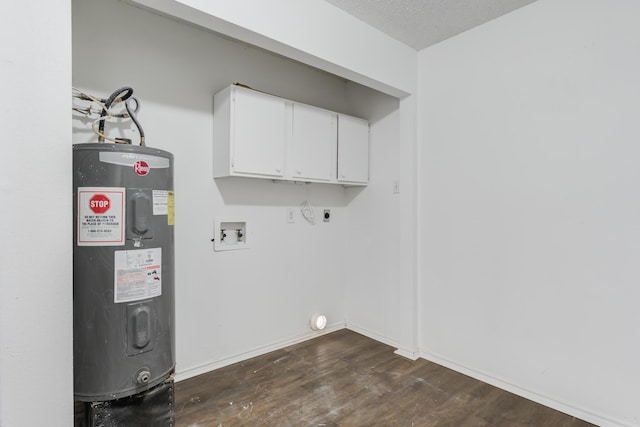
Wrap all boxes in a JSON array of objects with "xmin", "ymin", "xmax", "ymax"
[
  {"xmin": 337, "ymin": 114, "xmax": 369, "ymax": 184},
  {"xmin": 214, "ymin": 85, "xmax": 286, "ymax": 178},
  {"xmin": 291, "ymin": 104, "xmax": 336, "ymax": 181},
  {"xmin": 213, "ymin": 84, "xmax": 368, "ymax": 186},
  {"xmin": 232, "ymin": 88, "xmax": 286, "ymax": 177}
]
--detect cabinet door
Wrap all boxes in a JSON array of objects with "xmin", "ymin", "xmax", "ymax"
[
  {"xmin": 291, "ymin": 104, "xmax": 336, "ymax": 181},
  {"xmin": 232, "ymin": 88, "xmax": 286, "ymax": 177},
  {"xmin": 338, "ymin": 114, "xmax": 369, "ymax": 183}
]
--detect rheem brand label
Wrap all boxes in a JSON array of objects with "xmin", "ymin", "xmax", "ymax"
[
  {"xmin": 77, "ymin": 187, "xmax": 125, "ymax": 246},
  {"xmin": 133, "ymin": 160, "xmax": 150, "ymax": 176}
]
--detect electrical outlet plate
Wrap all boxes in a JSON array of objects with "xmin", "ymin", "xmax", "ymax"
[
  {"xmin": 214, "ymin": 218, "xmax": 248, "ymax": 251},
  {"xmin": 393, "ymin": 180, "xmax": 400, "ymax": 194}
]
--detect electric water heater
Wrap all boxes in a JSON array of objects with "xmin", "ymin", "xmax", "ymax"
[{"xmin": 73, "ymin": 142, "xmax": 175, "ymax": 401}]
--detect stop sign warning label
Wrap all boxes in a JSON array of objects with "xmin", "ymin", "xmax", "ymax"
[
  {"xmin": 89, "ymin": 194, "xmax": 111, "ymax": 214},
  {"xmin": 78, "ymin": 187, "xmax": 125, "ymax": 246}
]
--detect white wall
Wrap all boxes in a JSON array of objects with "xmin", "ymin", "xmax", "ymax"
[
  {"xmin": 0, "ymin": 2, "xmax": 73, "ymax": 427},
  {"xmin": 125, "ymin": 3, "xmax": 419, "ymax": 363},
  {"xmin": 72, "ymin": 0, "xmax": 407, "ymax": 379},
  {"xmin": 132, "ymin": 0, "xmax": 416, "ymax": 98},
  {"xmin": 418, "ymin": 0, "xmax": 640, "ymax": 425},
  {"xmin": 343, "ymin": 84, "xmax": 403, "ymax": 345}
]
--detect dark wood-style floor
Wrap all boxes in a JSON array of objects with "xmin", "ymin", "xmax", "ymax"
[{"xmin": 174, "ymin": 329, "xmax": 595, "ymax": 426}]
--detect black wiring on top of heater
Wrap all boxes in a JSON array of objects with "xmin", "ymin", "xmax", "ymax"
[{"xmin": 72, "ymin": 86, "xmax": 146, "ymax": 146}]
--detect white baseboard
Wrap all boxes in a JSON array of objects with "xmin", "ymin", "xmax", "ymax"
[
  {"xmin": 346, "ymin": 323, "xmax": 418, "ymax": 360},
  {"xmin": 174, "ymin": 323, "xmax": 345, "ymax": 383},
  {"xmin": 346, "ymin": 323, "xmax": 399, "ymax": 349},
  {"xmin": 419, "ymin": 348, "xmax": 634, "ymax": 427},
  {"xmin": 393, "ymin": 347, "xmax": 419, "ymax": 361}
]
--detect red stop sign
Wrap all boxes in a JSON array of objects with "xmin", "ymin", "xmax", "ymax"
[{"xmin": 89, "ymin": 194, "xmax": 110, "ymax": 214}]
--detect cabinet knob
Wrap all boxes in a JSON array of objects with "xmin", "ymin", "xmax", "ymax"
[
  {"xmin": 296, "ymin": 170, "xmax": 302, "ymax": 175},
  {"xmin": 275, "ymin": 168, "xmax": 281, "ymax": 173}
]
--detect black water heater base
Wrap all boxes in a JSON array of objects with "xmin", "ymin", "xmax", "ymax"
[{"xmin": 83, "ymin": 377, "xmax": 175, "ymax": 427}]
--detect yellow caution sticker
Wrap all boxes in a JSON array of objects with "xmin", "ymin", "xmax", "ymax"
[{"xmin": 167, "ymin": 191, "xmax": 175, "ymax": 226}]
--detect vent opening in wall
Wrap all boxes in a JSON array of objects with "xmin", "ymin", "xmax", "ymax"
[{"xmin": 310, "ymin": 314, "xmax": 327, "ymax": 331}]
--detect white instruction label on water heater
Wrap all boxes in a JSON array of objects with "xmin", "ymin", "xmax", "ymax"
[
  {"xmin": 114, "ymin": 247, "xmax": 162, "ymax": 303},
  {"xmin": 152, "ymin": 190, "xmax": 168, "ymax": 215},
  {"xmin": 152, "ymin": 190, "xmax": 175, "ymax": 225},
  {"xmin": 77, "ymin": 187, "xmax": 125, "ymax": 246}
]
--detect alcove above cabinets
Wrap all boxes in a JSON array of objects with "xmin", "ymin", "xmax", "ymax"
[{"xmin": 213, "ymin": 84, "xmax": 369, "ymax": 186}]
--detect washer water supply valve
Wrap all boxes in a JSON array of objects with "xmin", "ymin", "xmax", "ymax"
[{"xmin": 213, "ymin": 219, "xmax": 248, "ymax": 251}]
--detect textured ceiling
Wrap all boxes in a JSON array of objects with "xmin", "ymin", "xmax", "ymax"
[{"xmin": 324, "ymin": 0, "xmax": 539, "ymax": 50}]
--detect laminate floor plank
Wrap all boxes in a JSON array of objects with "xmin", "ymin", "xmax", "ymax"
[{"xmin": 174, "ymin": 329, "xmax": 595, "ymax": 426}]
